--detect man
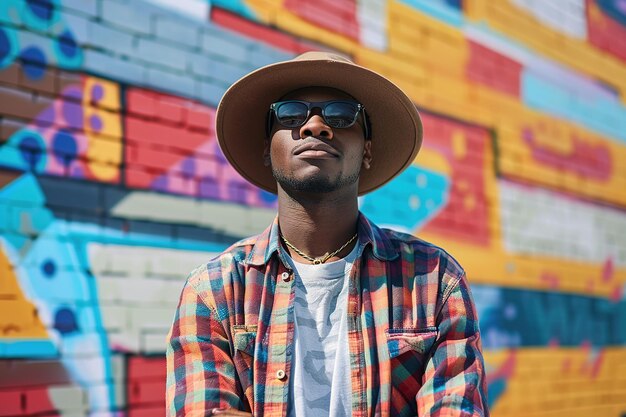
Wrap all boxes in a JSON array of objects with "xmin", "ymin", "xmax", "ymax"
[{"xmin": 166, "ymin": 52, "xmax": 488, "ymax": 417}]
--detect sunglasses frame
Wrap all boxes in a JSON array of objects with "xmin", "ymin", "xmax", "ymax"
[{"xmin": 267, "ymin": 100, "xmax": 370, "ymax": 139}]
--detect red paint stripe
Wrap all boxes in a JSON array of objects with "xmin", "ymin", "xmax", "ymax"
[
  {"xmin": 466, "ymin": 40, "xmax": 522, "ymax": 97},
  {"xmin": 210, "ymin": 7, "xmax": 316, "ymax": 54},
  {"xmin": 284, "ymin": 0, "xmax": 359, "ymax": 40},
  {"xmin": 587, "ymin": 0, "xmax": 626, "ymax": 62}
]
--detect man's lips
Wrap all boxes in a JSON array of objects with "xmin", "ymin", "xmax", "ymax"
[{"xmin": 293, "ymin": 140, "xmax": 340, "ymax": 158}]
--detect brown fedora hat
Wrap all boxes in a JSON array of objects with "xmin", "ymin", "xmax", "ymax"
[{"xmin": 215, "ymin": 51, "xmax": 423, "ymax": 195}]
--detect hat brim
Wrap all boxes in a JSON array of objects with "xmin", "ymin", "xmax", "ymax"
[{"xmin": 215, "ymin": 57, "xmax": 423, "ymax": 196}]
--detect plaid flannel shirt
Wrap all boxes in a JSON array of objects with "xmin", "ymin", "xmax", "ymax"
[{"xmin": 166, "ymin": 213, "xmax": 488, "ymax": 417}]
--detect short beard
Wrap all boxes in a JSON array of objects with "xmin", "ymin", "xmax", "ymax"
[{"xmin": 272, "ymin": 167, "xmax": 360, "ymax": 194}]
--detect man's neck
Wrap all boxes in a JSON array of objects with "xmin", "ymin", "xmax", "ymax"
[{"xmin": 277, "ymin": 187, "xmax": 360, "ymax": 263}]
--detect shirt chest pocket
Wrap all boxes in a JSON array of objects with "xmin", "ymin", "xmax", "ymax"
[
  {"xmin": 386, "ymin": 327, "xmax": 438, "ymax": 389},
  {"xmin": 233, "ymin": 325, "xmax": 257, "ymax": 395}
]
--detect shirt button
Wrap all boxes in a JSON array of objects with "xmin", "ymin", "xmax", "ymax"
[
  {"xmin": 281, "ymin": 272, "xmax": 291, "ymax": 282},
  {"xmin": 276, "ymin": 369, "xmax": 286, "ymax": 380}
]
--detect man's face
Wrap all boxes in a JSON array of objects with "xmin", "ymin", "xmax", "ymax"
[{"xmin": 264, "ymin": 87, "xmax": 372, "ymax": 195}]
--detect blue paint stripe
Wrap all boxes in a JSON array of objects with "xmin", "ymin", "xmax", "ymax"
[
  {"xmin": 472, "ymin": 284, "xmax": 626, "ymax": 348},
  {"xmin": 522, "ymin": 68, "xmax": 626, "ymax": 144},
  {"xmin": 398, "ymin": 0, "xmax": 464, "ymax": 27},
  {"xmin": 0, "ymin": 339, "xmax": 58, "ymax": 357},
  {"xmin": 211, "ymin": 0, "xmax": 258, "ymax": 20}
]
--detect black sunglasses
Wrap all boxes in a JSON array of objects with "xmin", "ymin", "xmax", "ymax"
[{"xmin": 267, "ymin": 100, "xmax": 370, "ymax": 139}]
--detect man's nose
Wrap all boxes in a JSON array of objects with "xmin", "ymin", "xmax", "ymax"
[{"xmin": 299, "ymin": 115, "xmax": 333, "ymax": 140}]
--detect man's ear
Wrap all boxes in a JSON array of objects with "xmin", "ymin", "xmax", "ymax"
[
  {"xmin": 263, "ymin": 138, "xmax": 271, "ymax": 167},
  {"xmin": 362, "ymin": 140, "xmax": 372, "ymax": 170}
]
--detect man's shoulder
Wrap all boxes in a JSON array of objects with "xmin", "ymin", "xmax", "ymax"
[
  {"xmin": 186, "ymin": 233, "xmax": 262, "ymax": 285},
  {"xmin": 377, "ymin": 226, "xmax": 465, "ymax": 280}
]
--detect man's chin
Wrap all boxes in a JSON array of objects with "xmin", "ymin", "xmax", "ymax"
[
  {"xmin": 272, "ymin": 167, "xmax": 360, "ymax": 195},
  {"xmin": 276, "ymin": 175, "xmax": 337, "ymax": 194}
]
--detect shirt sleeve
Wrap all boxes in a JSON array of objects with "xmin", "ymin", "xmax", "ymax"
[
  {"xmin": 166, "ymin": 278, "xmax": 242, "ymax": 416},
  {"xmin": 416, "ymin": 272, "xmax": 489, "ymax": 417}
]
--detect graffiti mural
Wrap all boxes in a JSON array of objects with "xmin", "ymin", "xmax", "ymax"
[{"xmin": 0, "ymin": 0, "xmax": 625, "ymax": 416}]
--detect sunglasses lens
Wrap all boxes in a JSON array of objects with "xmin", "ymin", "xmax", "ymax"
[
  {"xmin": 324, "ymin": 102, "xmax": 359, "ymax": 128},
  {"xmin": 276, "ymin": 102, "xmax": 308, "ymax": 127}
]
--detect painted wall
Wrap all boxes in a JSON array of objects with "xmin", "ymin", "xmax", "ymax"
[{"xmin": 0, "ymin": 0, "xmax": 625, "ymax": 416}]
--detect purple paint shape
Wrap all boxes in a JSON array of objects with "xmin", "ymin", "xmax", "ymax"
[
  {"xmin": 89, "ymin": 114, "xmax": 103, "ymax": 132},
  {"xmin": 62, "ymin": 99, "xmax": 83, "ymax": 129},
  {"xmin": 181, "ymin": 158, "xmax": 195, "ymax": 177},
  {"xmin": 214, "ymin": 145, "xmax": 228, "ymax": 163},
  {"xmin": 152, "ymin": 175, "xmax": 169, "ymax": 191},
  {"xmin": 34, "ymin": 106, "xmax": 55, "ymax": 128},
  {"xmin": 69, "ymin": 164, "xmax": 84, "ymax": 178},
  {"xmin": 63, "ymin": 86, "xmax": 82, "ymax": 101},
  {"xmin": 199, "ymin": 176, "xmax": 220, "ymax": 200},
  {"xmin": 91, "ymin": 84, "xmax": 104, "ymax": 102},
  {"xmin": 227, "ymin": 181, "xmax": 248, "ymax": 204}
]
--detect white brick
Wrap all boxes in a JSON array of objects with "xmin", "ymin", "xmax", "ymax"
[
  {"xmin": 109, "ymin": 331, "xmax": 140, "ymax": 352},
  {"xmin": 150, "ymin": 0, "xmax": 209, "ymax": 19},
  {"xmin": 141, "ymin": 331, "xmax": 170, "ymax": 353},
  {"xmin": 61, "ymin": 0, "xmax": 98, "ymax": 17},
  {"xmin": 154, "ymin": 14, "xmax": 202, "ymax": 46},
  {"xmin": 48, "ymin": 385, "xmax": 87, "ymax": 411},
  {"xmin": 100, "ymin": 0, "xmax": 152, "ymax": 35},
  {"xmin": 511, "ymin": 0, "xmax": 587, "ymax": 38},
  {"xmin": 87, "ymin": 22, "xmax": 136, "ymax": 57},
  {"xmin": 500, "ymin": 180, "xmax": 626, "ymax": 266},
  {"xmin": 99, "ymin": 305, "xmax": 128, "ymax": 332},
  {"xmin": 111, "ymin": 192, "xmax": 203, "ymax": 224},
  {"xmin": 129, "ymin": 306, "xmax": 174, "ymax": 331},
  {"xmin": 136, "ymin": 37, "xmax": 189, "ymax": 71}
]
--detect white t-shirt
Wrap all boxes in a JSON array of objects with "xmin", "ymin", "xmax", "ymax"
[{"xmin": 286, "ymin": 243, "xmax": 358, "ymax": 417}]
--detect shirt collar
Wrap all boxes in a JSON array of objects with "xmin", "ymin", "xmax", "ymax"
[{"xmin": 244, "ymin": 212, "xmax": 399, "ymax": 266}]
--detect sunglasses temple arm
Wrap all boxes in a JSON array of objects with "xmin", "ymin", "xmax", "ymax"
[
  {"xmin": 265, "ymin": 110, "xmax": 274, "ymax": 138},
  {"xmin": 362, "ymin": 109, "xmax": 371, "ymax": 140}
]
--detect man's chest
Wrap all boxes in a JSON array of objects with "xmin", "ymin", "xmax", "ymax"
[{"xmin": 227, "ymin": 259, "xmax": 442, "ymax": 416}]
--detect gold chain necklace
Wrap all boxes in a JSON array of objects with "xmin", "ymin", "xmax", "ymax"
[{"xmin": 281, "ymin": 233, "xmax": 358, "ymax": 265}]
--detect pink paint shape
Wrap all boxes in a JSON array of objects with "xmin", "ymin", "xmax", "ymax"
[
  {"xmin": 486, "ymin": 349, "xmax": 517, "ymax": 383},
  {"xmin": 602, "ymin": 257, "xmax": 614, "ymax": 282},
  {"xmin": 590, "ymin": 350, "xmax": 605, "ymax": 379},
  {"xmin": 540, "ymin": 272, "xmax": 560, "ymax": 290},
  {"xmin": 610, "ymin": 285, "xmax": 623, "ymax": 302},
  {"xmin": 548, "ymin": 337, "xmax": 560, "ymax": 348},
  {"xmin": 152, "ymin": 141, "xmax": 277, "ymax": 208},
  {"xmin": 523, "ymin": 128, "xmax": 613, "ymax": 181}
]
